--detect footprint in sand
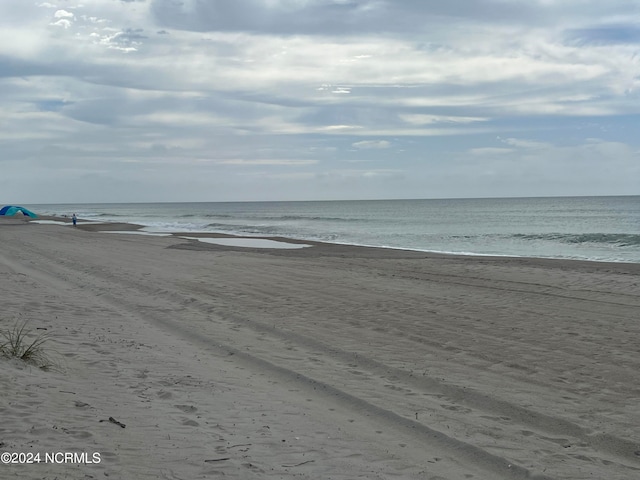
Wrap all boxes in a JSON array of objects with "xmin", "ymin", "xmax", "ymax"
[
  {"xmin": 174, "ymin": 404, "xmax": 198, "ymax": 413},
  {"xmin": 67, "ymin": 430, "xmax": 93, "ymax": 439},
  {"xmin": 157, "ymin": 390, "xmax": 172, "ymax": 399}
]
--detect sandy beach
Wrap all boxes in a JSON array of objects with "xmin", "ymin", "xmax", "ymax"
[{"xmin": 1, "ymin": 221, "xmax": 639, "ymax": 480}]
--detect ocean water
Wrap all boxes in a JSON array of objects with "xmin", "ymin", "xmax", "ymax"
[{"xmin": 27, "ymin": 196, "xmax": 640, "ymax": 263}]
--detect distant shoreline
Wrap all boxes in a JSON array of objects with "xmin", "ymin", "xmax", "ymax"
[{"xmin": 23, "ymin": 215, "xmax": 640, "ymax": 267}]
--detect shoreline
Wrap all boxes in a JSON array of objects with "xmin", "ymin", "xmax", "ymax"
[
  {"xmin": 24, "ymin": 196, "xmax": 640, "ymax": 265},
  {"xmin": 30, "ymin": 215, "xmax": 640, "ymax": 267}
]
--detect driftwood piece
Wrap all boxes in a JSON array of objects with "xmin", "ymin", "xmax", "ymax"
[{"xmin": 99, "ymin": 416, "xmax": 126, "ymax": 428}]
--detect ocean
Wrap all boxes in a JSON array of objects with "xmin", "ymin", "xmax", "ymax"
[{"xmin": 27, "ymin": 196, "xmax": 640, "ymax": 263}]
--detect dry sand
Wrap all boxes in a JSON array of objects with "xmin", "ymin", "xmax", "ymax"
[{"xmin": 1, "ymin": 222, "xmax": 639, "ymax": 479}]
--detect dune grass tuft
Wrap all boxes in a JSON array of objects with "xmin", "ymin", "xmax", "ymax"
[{"xmin": 0, "ymin": 321, "xmax": 54, "ymax": 369}]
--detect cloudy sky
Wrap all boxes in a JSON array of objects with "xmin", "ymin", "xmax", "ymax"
[{"xmin": 2, "ymin": 0, "xmax": 639, "ymax": 203}]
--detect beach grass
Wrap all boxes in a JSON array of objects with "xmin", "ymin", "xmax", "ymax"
[{"xmin": 0, "ymin": 321, "xmax": 55, "ymax": 369}]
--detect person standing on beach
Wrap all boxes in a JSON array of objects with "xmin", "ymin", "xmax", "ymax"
[{"xmin": 72, "ymin": 213, "xmax": 77, "ymax": 227}]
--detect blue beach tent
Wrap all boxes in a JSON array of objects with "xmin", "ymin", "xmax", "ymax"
[{"xmin": 0, "ymin": 205, "xmax": 38, "ymax": 218}]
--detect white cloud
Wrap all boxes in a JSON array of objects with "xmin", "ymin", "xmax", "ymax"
[
  {"xmin": 50, "ymin": 18, "xmax": 72, "ymax": 28},
  {"xmin": 499, "ymin": 137, "xmax": 552, "ymax": 149},
  {"xmin": 401, "ymin": 114, "xmax": 488, "ymax": 125},
  {"xmin": 53, "ymin": 9, "xmax": 74, "ymax": 19},
  {"xmin": 320, "ymin": 125, "xmax": 362, "ymax": 131},
  {"xmin": 352, "ymin": 140, "xmax": 391, "ymax": 149}
]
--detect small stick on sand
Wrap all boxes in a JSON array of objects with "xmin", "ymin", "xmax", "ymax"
[
  {"xmin": 99, "ymin": 417, "xmax": 126, "ymax": 428},
  {"xmin": 282, "ymin": 460, "xmax": 315, "ymax": 467}
]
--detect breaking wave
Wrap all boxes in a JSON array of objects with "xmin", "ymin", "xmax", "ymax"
[{"xmin": 513, "ymin": 233, "xmax": 640, "ymax": 247}]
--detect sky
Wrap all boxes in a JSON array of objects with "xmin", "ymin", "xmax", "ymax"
[{"xmin": 1, "ymin": 0, "xmax": 639, "ymax": 203}]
